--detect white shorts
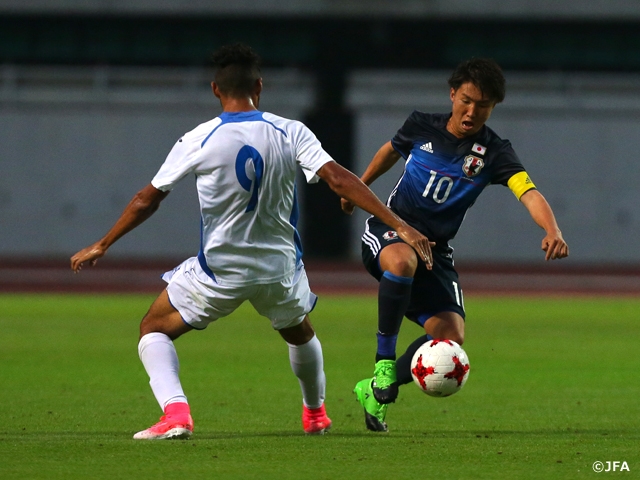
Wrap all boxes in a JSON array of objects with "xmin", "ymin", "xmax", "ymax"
[{"xmin": 162, "ymin": 256, "xmax": 318, "ymax": 331}]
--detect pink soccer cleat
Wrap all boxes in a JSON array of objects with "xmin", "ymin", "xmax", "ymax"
[
  {"xmin": 302, "ymin": 404, "xmax": 332, "ymax": 435},
  {"xmin": 133, "ymin": 402, "xmax": 194, "ymax": 440}
]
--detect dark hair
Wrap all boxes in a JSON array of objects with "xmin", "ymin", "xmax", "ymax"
[
  {"xmin": 211, "ymin": 43, "xmax": 261, "ymax": 97},
  {"xmin": 448, "ymin": 58, "xmax": 506, "ymax": 104}
]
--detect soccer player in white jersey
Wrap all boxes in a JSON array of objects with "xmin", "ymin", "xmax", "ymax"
[{"xmin": 70, "ymin": 43, "xmax": 433, "ymax": 439}]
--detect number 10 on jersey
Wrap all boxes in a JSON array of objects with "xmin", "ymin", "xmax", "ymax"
[{"xmin": 422, "ymin": 170, "xmax": 453, "ymax": 204}]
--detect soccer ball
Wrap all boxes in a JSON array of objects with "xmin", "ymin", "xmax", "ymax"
[{"xmin": 410, "ymin": 339, "xmax": 470, "ymax": 397}]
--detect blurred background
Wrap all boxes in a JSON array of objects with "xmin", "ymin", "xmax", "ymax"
[{"xmin": 1, "ymin": 0, "xmax": 639, "ymax": 293}]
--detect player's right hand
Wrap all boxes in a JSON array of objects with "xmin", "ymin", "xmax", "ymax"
[
  {"xmin": 70, "ymin": 243, "xmax": 107, "ymax": 273},
  {"xmin": 396, "ymin": 224, "xmax": 435, "ymax": 269}
]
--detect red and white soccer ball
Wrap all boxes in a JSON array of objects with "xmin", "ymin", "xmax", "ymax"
[{"xmin": 411, "ymin": 339, "xmax": 470, "ymax": 397}]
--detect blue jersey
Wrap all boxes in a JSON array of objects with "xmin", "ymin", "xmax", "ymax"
[{"xmin": 387, "ymin": 111, "xmax": 530, "ymax": 247}]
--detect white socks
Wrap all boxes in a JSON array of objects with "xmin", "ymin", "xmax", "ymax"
[
  {"xmin": 287, "ymin": 335, "xmax": 326, "ymax": 409},
  {"xmin": 138, "ymin": 332, "xmax": 188, "ymax": 410},
  {"xmin": 139, "ymin": 332, "xmax": 325, "ymax": 411}
]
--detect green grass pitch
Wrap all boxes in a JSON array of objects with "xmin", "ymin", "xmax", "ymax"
[{"xmin": 1, "ymin": 293, "xmax": 639, "ymax": 479}]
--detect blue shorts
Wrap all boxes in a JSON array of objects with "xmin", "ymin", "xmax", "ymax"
[{"xmin": 361, "ymin": 216, "xmax": 465, "ymax": 326}]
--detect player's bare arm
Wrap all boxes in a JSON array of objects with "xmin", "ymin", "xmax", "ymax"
[
  {"xmin": 317, "ymin": 161, "xmax": 434, "ymax": 267},
  {"xmin": 519, "ymin": 189, "xmax": 569, "ymax": 261},
  {"xmin": 341, "ymin": 141, "xmax": 401, "ymax": 215},
  {"xmin": 70, "ymin": 184, "xmax": 169, "ymax": 272}
]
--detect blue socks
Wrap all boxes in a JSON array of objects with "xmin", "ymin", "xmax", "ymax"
[{"xmin": 376, "ymin": 271, "xmax": 413, "ymax": 362}]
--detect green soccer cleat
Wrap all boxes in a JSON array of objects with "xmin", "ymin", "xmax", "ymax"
[
  {"xmin": 372, "ymin": 359, "xmax": 399, "ymax": 404},
  {"xmin": 353, "ymin": 378, "xmax": 389, "ymax": 432}
]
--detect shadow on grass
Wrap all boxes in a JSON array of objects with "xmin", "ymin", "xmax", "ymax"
[{"xmin": 1, "ymin": 427, "xmax": 632, "ymax": 442}]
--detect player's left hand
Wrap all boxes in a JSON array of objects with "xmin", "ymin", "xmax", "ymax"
[
  {"xmin": 70, "ymin": 243, "xmax": 107, "ymax": 273},
  {"xmin": 541, "ymin": 231, "xmax": 569, "ymax": 261},
  {"xmin": 340, "ymin": 197, "xmax": 355, "ymax": 215}
]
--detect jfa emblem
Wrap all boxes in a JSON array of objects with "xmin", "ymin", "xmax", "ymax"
[
  {"xmin": 383, "ymin": 231, "xmax": 398, "ymax": 241},
  {"xmin": 462, "ymin": 155, "xmax": 484, "ymax": 177}
]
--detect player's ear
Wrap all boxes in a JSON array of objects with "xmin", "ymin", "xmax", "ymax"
[
  {"xmin": 252, "ymin": 78, "xmax": 262, "ymax": 108},
  {"xmin": 212, "ymin": 81, "xmax": 222, "ymax": 99},
  {"xmin": 449, "ymin": 87, "xmax": 456, "ymax": 102}
]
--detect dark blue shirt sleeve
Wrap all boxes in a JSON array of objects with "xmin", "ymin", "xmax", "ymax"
[
  {"xmin": 490, "ymin": 142, "xmax": 527, "ymax": 186},
  {"xmin": 390, "ymin": 111, "xmax": 422, "ymax": 159}
]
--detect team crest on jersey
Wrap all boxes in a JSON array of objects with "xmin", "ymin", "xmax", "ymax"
[
  {"xmin": 463, "ymin": 155, "xmax": 484, "ymax": 177},
  {"xmin": 383, "ymin": 231, "xmax": 399, "ymax": 241}
]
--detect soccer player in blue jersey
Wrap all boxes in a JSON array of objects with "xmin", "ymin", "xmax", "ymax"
[
  {"xmin": 70, "ymin": 44, "xmax": 432, "ymax": 439},
  {"xmin": 342, "ymin": 58, "xmax": 569, "ymax": 432}
]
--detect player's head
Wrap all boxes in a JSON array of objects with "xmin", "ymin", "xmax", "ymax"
[
  {"xmin": 446, "ymin": 58, "xmax": 505, "ymax": 138},
  {"xmin": 211, "ymin": 43, "xmax": 262, "ymax": 99},
  {"xmin": 448, "ymin": 58, "xmax": 505, "ymax": 105}
]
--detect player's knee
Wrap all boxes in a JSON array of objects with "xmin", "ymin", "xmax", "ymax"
[
  {"xmin": 139, "ymin": 311, "xmax": 190, "ymax": 340},
  {"xmin": 435, "ymin": 331, "xmax": 464, "ymax": 345},
  {"xmin": 385, "ymin": 255, "xmax": 418, "ymax": 277},
  {"xmin": 451, "ymin": 331, "xmax": 465, "ymax": 345},
  {"xmin": 139, "ymin": 315, "xmax": 154, "ymax": 336},
  {"xmin": 139, "ymin": 314, "xmax": 164, "ymax": 338},
  {"xmin": 424, "ymin": 320, "xmax": 465, "ymax": 345},
  {"xmin": 441, "ymin": 325, "xmax": 464, "ymax": 345},
  {"xmin": 279, "ymin": 315, "xmax": 315, "ymax": 345}
]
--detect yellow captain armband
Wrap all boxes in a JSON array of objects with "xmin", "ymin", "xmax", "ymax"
[{"xmin": 507, "ymin": 171, "xmax": 536, "ymax": 200}]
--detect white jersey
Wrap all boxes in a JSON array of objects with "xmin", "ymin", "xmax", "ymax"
[{"xmin": 151, "ymin": 110, "xmax": 334, "ymax": 286}]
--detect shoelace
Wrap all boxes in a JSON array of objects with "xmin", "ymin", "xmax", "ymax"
[
  {"xmin": 374, "ymin": 364, "xmax": 395, "ymax": 388},
  {"xmin": 152, "ymin": 415, "xmax": 190, "ymax": 429}
]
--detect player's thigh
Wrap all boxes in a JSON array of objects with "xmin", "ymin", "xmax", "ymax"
[
  {"xmin": 423, "ymin": 311, "xmax": 465, "ymax": 345},
  {"xmin": 140, "ymin": 289, "xmax": 193, "ymax": 340},
  {"xmin": 362, "ymin": 217, "xmax": 417, "ymax": 279},
  {"xmin": 250, "ymin": 266, "xmax": 318, "ymax": 333},
  {"xmin": 163, "ymin": 256, "xmax": 245, "ymax": 330}
]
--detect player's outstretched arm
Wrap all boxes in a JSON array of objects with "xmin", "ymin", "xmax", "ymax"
[
  {"xmin": 340, "ymin": 141, "xmax": 401, "ymax": 215},
  {"xmin": 70, "ymin": 184, "xmax": 169, "ymax": 273},
  {"xmin": 519, "ymin": 189, "xmax": 569, "ymax": 261},
  {"xmin": 317, "ymin": 161, "xmax": 435, "ymax": 268}
]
